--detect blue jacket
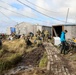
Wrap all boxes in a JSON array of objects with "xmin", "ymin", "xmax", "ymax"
[{"xmin": 60, "ymin": 31, "xmax": 66, "ymax": 42}]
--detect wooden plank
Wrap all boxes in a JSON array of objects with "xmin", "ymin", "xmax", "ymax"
[{"xmin": 53, "ymin": 27, "xmax": 58, "ymax": 37}]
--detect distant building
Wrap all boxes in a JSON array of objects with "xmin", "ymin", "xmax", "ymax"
[
  {"xmin": 7, "ymin": 22, "xmax": 76, "ymax": 39},
  {"xmin": 52, "ymin": 24, "xmax": 76, "ymax": 39},
  {"xmin": 15, "ymin": 22, "xmax": 52, "ymax": 35}
]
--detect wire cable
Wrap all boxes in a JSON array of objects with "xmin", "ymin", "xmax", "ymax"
[
  {"xmin": 0, "ymin": 6, "xmax": 45, "ymax": 22},
  {"xmin": 17, "ymin": 0, "xmax": 67, "ymax": 23},
  {"xmin": 25, "ymin": 0, "xmax": 61, "ymax": 14},
  {"xmin": 0, "ymin": 0, "xmax": 46, "ymax": 22},
  {"xmin": 0, "ymin": 0, "xmax": 37, "ymax": 17},
  {"xmin": 0, "ymin": 10, "xmax": 17, "ymax": 23}
]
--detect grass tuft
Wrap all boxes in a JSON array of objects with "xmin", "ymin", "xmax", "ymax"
[
  {"xmin": 39, "ymin": 52, "xmax": 48, "ymax": 68},
  {"xmin": 0, "ymin": 39, "xmax": 26, "ymax": 73}
]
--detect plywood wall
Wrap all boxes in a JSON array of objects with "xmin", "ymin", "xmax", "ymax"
[{"xmin": 64, "ymin": 25, "xmax": 76, "ymax": 39}]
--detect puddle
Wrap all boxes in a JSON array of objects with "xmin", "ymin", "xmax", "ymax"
[{"xmin": 5, "ymin": 65, "xmax": 34, "ymax": 75}]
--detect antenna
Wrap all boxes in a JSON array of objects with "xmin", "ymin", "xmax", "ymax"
[{"xmin": 65, "ymin": 8, "xmax": 69, "ymax": 23}]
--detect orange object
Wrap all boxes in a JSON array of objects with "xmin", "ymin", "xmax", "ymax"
[
  {"xmin": 73, "ymin": 38, "xmax": 76, "ymax": 43},
  {"xmin": 74, "ymin": 39, "xmax": 76, "ymax": 43}
]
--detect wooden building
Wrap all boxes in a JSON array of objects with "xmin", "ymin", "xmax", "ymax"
[{"xmin": 52, "ymin": 24, "xmax": 76, "ymax": 39}]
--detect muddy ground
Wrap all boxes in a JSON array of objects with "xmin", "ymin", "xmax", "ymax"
[
  {"xmin": 5, "ymin": 45, "xmax": 47, "ymax": 75},
  {"xmin": 64, "ymin": 50, "xmax": 76, "ymax": 73},
  {"xmin": 4, "ymin": 43, "xmax": 76, "ymax": 75},
  {"xmin": 18, "ymin": 45, "xmax": 45, "ymax": 66}
]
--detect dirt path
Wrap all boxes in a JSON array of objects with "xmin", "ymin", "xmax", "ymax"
[
  {"xmin": 19, "ymin": 46, "xmax": 45, "ymax": 66},
  {"xmin": 5, "ymin": 46, "xmax": 45, "ymax": 75},
  {"xmin": 44, "ymin": 42, "xmax": 76, "ymax": 75}
]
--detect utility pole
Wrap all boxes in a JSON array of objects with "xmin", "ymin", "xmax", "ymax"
[{"xmin": 65, "ymin": 8, "xmax": 69, "ymax": 23}]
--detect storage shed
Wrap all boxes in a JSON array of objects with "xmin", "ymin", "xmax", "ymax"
[
  {"xmin": 15, "ymin": 22, "xmax": 52, "ymax": 35},
  {"xmin": 15, "ymin": 22, "xmax": 36, "ymax": 35},
  {"xmin": 52, "ymin": 24, "xmax": 76, "ymax": 39}
]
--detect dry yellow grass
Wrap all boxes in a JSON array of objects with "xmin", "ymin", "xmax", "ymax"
[
  {"xmin": 2, "ymin": 39, "xmax": 26, "ymax": 53},
  {"xmin": 30, "ymin": 36, "xmax": 37, "ymax": 43},
  {"xmin": 0, "ymin": 39, "xmax": 26, "ymax": 73},
  {"xmin": 0, "ymin": 38, "xmax": 45, "ymax": 74}
]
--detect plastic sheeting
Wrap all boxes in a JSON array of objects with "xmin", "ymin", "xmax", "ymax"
[
  {"xmin": 10, "ymin": 27, "xmax": 16, "ymax": 33},
  {"xmin": 53, "ymin": 37, "xmax": 61, "ymax": 45}
]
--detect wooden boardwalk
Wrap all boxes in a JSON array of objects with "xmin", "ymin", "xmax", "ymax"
[{"xmin": 44, "ymin": 43, "xmax": 76, "ymax": 75}]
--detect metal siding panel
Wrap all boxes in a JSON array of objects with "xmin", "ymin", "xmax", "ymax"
[
  {"xmin": 6, "ymin": 27, "xmax": 11, "ymax": 35},
  {"xmin": 15, "ymin": 22, "xmax": 52, "ymax": 36},
  {"xmin": 15, "ymin": 22, "xmax": 34, "ymax": 35},
  {"xmin": 64, "ymin": 26, "xmax": 76, "ymax": 39},
  {"xmin": 27, "ymin": 25, "xmax": 34, "ymax": 34},
  {"xmin": 64, "ymin": 26, "xmax": 72, "ymax": 39},
  {"xmin": 71, "ymin": 26, "xmax": 76, "ymax": 38},
  {"xmin": 37, "ymin": 26, "xmax": 42, "ymax": 31},
  {"xmin": 42, "ymin": 26, "xmax": 51, "ymax": 34},
  {"xmin": 33, "ymin": 25, "xmax": 37, "ymax": 35}
]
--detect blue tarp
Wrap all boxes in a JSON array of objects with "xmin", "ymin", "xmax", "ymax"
[{"xmin": 10, "ymin": 27, "xmax": 16, "ymax": 33}]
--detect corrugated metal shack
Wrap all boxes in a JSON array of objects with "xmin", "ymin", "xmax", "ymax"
[
  {"xmin": 15, "ymin": 22, "xmax": 51, "ymax": 35},
  {"xmin": 52, "ymin": 24, "xmax": 76, "ymax": 39}
]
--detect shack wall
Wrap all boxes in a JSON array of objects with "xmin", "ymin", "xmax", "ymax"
[
  {"xmin": 15, "ymin": 22, "xmax": 51, "ymax": 36},
  {"xmin": 64, "ymin": 25, "xmax": 76, "ymax": 39},
  {"xmin": 42, "ymin": 26, "xmax": 51, "ymax": 34},
  {"xmin": 15, "ymin": 22, "xmax": 35, "ymax": 35}
]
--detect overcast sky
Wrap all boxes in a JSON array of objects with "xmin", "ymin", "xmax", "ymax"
[{"xmin": 0, "ymin": 0, "xmax": 76, "ymax": 33}]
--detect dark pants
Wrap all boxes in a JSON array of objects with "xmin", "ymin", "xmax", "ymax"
[{"xmin": 60, "ymin": 41, "xmax": 66, "ymax": 54}]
